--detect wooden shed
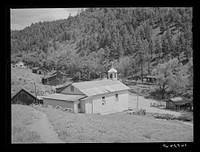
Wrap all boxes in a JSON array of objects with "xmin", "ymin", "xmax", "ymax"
[
  {"xmin": 32, "ymin": 67, "xmax": 47, "ymax": 75},
  {"xmin": 42, "ymin": 70, "xmax": 68, "ymax": 86},
  {"xmin": 145, "ymin": 75, "xmax": 157, "ymax": 83},
  {"xmin": 11, "ymin": 88, "xmax": 38, "ymax": 105},
  {"xmin": 165, "ymin": 97, "xmax": 192, "ymax": 111},
  {"xmin": 15, "ymin": 61, "xmax": 25, "ymax": 68}
]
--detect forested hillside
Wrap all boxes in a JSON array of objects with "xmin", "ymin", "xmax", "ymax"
[{"xmin": 11, "ymin": 7, "xmax": 193, "ymax": 99}]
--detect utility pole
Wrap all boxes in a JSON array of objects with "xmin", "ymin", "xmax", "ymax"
[
  {"xmin": 34, "ymin": 82, "xmax": 37, "ymax": 104},
  {"xmin": 136, "ymin": 80, "xmax": 139, "ymax": 109}
]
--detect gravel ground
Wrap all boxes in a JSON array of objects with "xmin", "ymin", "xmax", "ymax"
[{"xmin": 129, "ymin": 93, "xmax": 182, "ymax": 117}]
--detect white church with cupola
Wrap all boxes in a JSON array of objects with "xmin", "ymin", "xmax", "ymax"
[
  {"xmin": 42, "ymin": 62, "xmax": 130, "ymax": 114},
  {"xmin": 108, "ymin": 62, "xmax": 118, "ymax": 81}
]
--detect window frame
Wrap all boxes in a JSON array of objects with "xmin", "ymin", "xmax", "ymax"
[
  {"xmin": 115, "ymin": 93, "xmax": 119, "ymax": 102},
  {"xmin": 102, "ymin": 96, "xmax": 106, "ymax": 106},
  {"xmin": 70, "ymin": 85, "xmax": 74, "ymax": 92}
]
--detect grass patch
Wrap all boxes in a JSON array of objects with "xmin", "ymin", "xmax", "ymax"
[
  {"xmin": 12, "ymin": 105, "xmax": 43, "ymax": 143},
  {"xmin": 12, "ymin": 125, "xmax": 43, "ymax": 143},
  {"xmin": 143, "ymin": 134, "xmax": 151, "ymax": 139},
  {"xmin": 36, "ymin": 106, "xmax": 193, "ymax": 142}
]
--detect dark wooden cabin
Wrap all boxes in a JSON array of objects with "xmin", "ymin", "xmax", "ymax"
[
  {"xmin": 42, "ymin": 70, "xmax": 68, "ymax": 86},
  {"xmin": 11, "ymin": 88, "xmax": 39, "ymax": 105},
  {"xmin": 165, "ymin": 97, "xmax": 192, "ymax": 111},
  {"xmin": 32, "ymin": 67, "xmax": 47, "ymax": 75},
  {"xmin": 145, "ymin": 75, "xmax": 157, "ymax": 83}
]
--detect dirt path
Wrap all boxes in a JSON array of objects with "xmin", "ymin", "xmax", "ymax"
[
  {"xmin": 129, "ymin": 93, "xmax": 182, "ymax": 117},
  {"xmin": 28, "ymin": 109, "xmax": 64, "ymax": 143}
]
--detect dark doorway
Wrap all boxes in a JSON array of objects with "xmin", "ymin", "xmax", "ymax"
[{"xmin": 78, "ymin": 103, "xmax": 81, "ymax": 112}]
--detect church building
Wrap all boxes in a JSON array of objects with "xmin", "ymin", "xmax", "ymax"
[{"xmin": 42, "ymin": 63, "xmax": 130, "ymax": 114}]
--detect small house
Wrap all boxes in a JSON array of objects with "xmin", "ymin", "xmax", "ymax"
[
  {"xmin": 32, "ymin": 67, "xmax": 47, "ymax": 75},
  {"xmin": 42, "ymin": 70, "xmax": 67, "ymax": 86},
  {"xmin": 15, "ymin": 61, "xmax": 25, "ymax": 68},
  {"xmin": 165, "ymin": 97, "xmax": 192, "ymax": 111},
  {"xmin": 11, "ymin": 88, "xmax": 38, "ymax": 105},
  {"xmin": 11, "ymin": 63, "xmax": 16, "ymax": 68},
  {"xmin": 42, "ymin": 65, "xmax": 130, "ymax": 114},
  {"xmin": 145, "ymin": 75, "xmax": 157, "ymax": 83}
]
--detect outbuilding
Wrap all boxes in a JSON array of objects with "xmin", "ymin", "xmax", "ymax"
[
  {"xmin": 32, "ymin": 67, "xmax": 47, "ymax": 75},
  {"xmin": 11, "ymin": 88, "xmax": 38, "ymax": 105},
  {"xmin": 15, "ymin": 61, "xmax": 25, "ymax": 68},
  {"xmin": 42, "ymin": 70, "xmax": 67, "ymax": 86},
  {"xmin": 165, "ymin": 97, "xmax": 192, "ymax": 111}
]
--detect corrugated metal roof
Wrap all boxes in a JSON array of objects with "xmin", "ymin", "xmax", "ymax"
[
  {"xmin": 42, "ymin": 93, "xmax": 86, "ymax": 101},
  {"xmin": 73, "ymin": 79, "xmax": 130, "ymax": 97},
  {"xmin": 43, "ymin": 73, "xmax": 57, "ymax": 79},
  {"xmin": 32, "ymin": 67, "xmax": 40, "ymax": 70},
  {"xmin": 170, "ymin": 97, "xmax": 183, "ymax": 102},
  {"xmin": 37, "ymin": 96, "xmax": 43, "ymax": 100}
]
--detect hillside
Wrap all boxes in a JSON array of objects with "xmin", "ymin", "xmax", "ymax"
[
  {"xmin": 12, "ymin": 104, "xmax": 193, "ymax": 143},
  {"xmin": 10, "ymin": 7, "xmax": 193, "ymax": 99},
  {"xmin": 11, "ymin": 66, "xmax": 55, "ymax": 96}
]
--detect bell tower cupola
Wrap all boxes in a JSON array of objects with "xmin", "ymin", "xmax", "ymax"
[{"xmin": 108, "ymin": 62, "xmax": 117, "ymax": 80}]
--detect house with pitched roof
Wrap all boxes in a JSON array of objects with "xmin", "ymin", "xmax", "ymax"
[
  {"xmin": 42, "ymin": 70, "xmax": 68, "ymax": 86},
  {"xmin": 11, "ymin": 87, "xmax": 42, "ymax": 105},
  {"xmin": 15, "ymin": 61, "xmax": 25, "ymax": 68},
  {"xmin": 42, "ymin": 64, "xmax": 130, "ymax": 114},
  {"xmin": 32, "ymin": 67, "xmax": 48, "ymax": 75}
]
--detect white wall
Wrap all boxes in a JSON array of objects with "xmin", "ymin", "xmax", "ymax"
[
  {"xmin": 85, "ymin": 90, "xmax": 129, "ymax": 114},
  {"xmin": 85, "ymin": 99, "xmax": 92, "ymax": 114},
  {"xmin": 43, "ymin": 90, "xmax": 129, "ymax": 115},
  {"xmin": 80, "ymin": 100, "xmax": 86, "ymax": 113}
]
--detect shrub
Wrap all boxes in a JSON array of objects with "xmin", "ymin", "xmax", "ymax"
[{"xmin": 176, "ymin": 115, "xmax": 192, "ymax": 122}]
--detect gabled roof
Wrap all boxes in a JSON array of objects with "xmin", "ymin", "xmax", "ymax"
[
  {"xmin": 108, "ymin": 67, "xmax": 117, "ymax": 73},
  {"xmin": 42, "ymin": 93, "xmax": 85, "ymax": 101},
  {"xmin": 32, "ymin": 67, "xmax": 40, "ymax": 70},
  {"xmin": 43, "ymin": 73, "xmax": 57, "ymax": 79},
  {"xmin": 170, "ymin": 97, "xmax": 183, "ymax": 102},
  {"xmin": 166, "ymin": 97, "xmax": 191, "ymax": 105},
  {"xmin": 55, "ymin": 82, "xmax": 72, "ymax": 93},
  {"xmin": 43, "ymin": 70, "xmax": 67, "ymax": 79},
  {"xmin": 72, "ymin": 79, "xmax": 130, "ymax": 97},
  {"xmin": 11, "ymin": 87, "xmax": 36, "ymax": 99},
  {"xmin": 145, "ymin": 75, "xmax": 157, "ymax": 78}
]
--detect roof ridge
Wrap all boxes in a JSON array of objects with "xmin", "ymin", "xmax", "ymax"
[{"xmin": 11, "ymin": 87, "xmax": 36, "ymax": 99}]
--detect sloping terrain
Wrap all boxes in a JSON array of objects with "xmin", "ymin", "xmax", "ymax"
[
  {"xmin": 12, "ymin": 105, "xmax": 63, "ymax": 143},
  {"xmin": 11, "ymin": 105, "xmax": 43, "ymax": 143},
  {"xmin": 31, "ymin": 105, "xmax": 193, "ymax": 143},
  {"xmin": 11, "ymin": 67, "xmax": 55, "ymax": 96}
]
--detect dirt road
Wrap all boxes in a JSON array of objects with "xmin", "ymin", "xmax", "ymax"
[
  {"xmin": 28, "ymin": 109, "xmax": 64, "ymax": 143},
  {"xmin": 129, "ymin": 93, "xmax": 182, "ymax": 117}
]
